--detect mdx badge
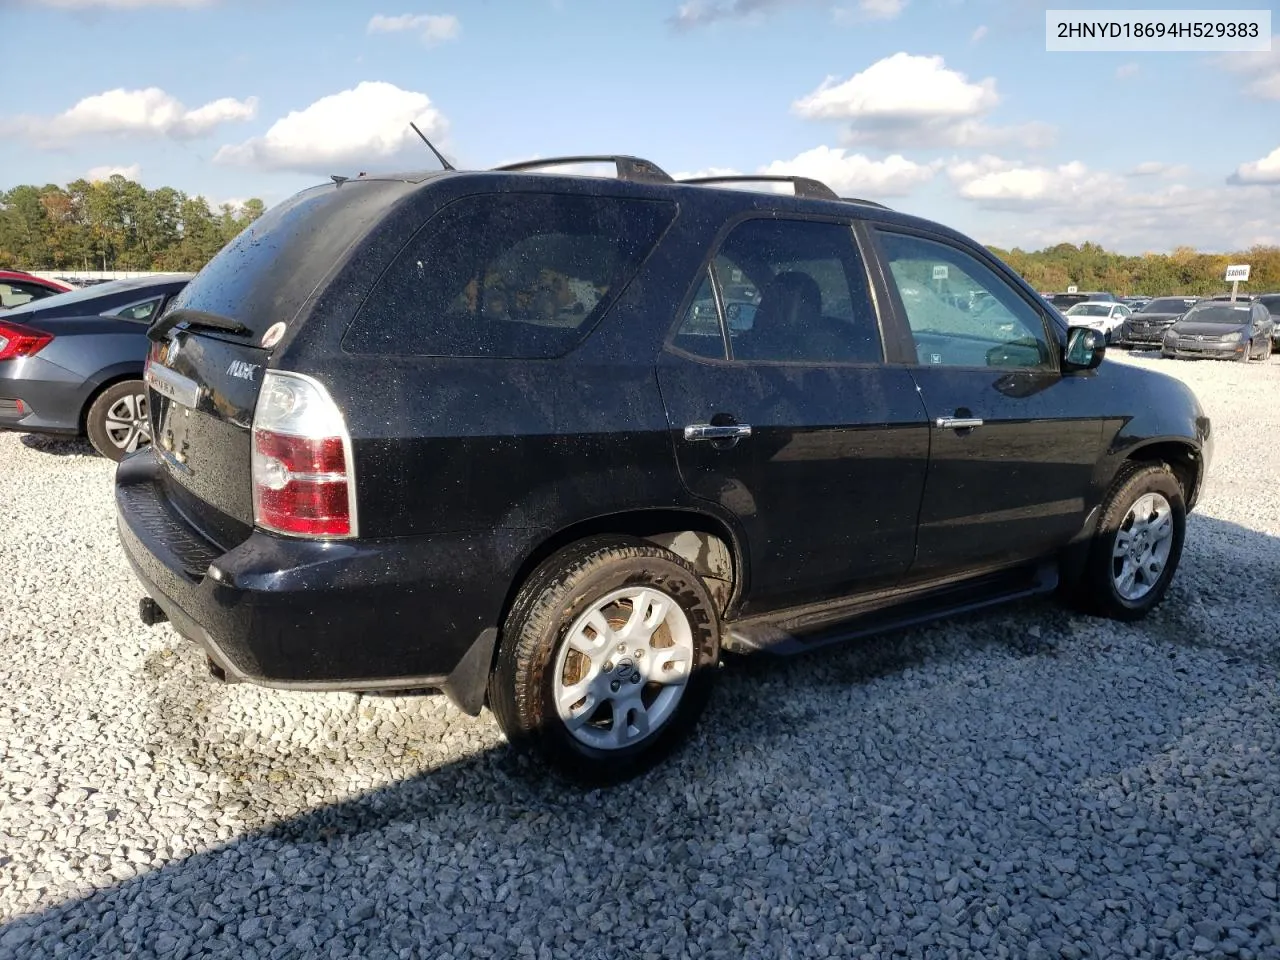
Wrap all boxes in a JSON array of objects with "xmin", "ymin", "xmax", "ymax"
[{"xmin": 227, "ymin": 360, "xmax": 260, "ymax": 381}]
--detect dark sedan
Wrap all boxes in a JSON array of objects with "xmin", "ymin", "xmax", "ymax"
[
  {"xmin": 1118, "ymin": 296, "xmax": 1202, "ymax": 348},
  {"xmin": 1255, "ymin": 293, "xmax": 1280, "ymax": 347},
  {"xmin": 0, "ymin": 274, "xmax": 191, "ymax": 459},
  {"xmin": 1161, "ymin": 300, "xmax": 1275, "ymax": 362}
]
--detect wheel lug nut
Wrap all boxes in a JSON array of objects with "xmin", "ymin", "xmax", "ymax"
[
  {"xmin": 610, "ymin": 680, "xmax": 621, "ymax": 693},
  {"xmin": 634, "ymin": 649, "xmax": 644, "ymax": 658},
  {"xmin": 616, "ymin": 642, "xmax": 627, "ymax": 653},
  {"xmin": 604, "ymin": 661, "xmax": 614, "ymax": 673}
]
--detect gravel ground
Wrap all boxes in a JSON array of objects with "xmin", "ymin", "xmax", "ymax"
[{"xmin": 2, "ymin": 351, "xmax": 1279, "ymax": 959}]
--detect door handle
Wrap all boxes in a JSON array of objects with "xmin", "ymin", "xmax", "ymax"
[
  {"xmin": 683, "ymin": 423, "xmax": 753, "ymax": 442},
  {"xmin": 935, "ymin": 417, "xmax": 984, "ymax": 430}
]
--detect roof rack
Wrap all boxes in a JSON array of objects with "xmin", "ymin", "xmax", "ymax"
[
  {"xmin": 678, "ymin": 175, "xmax": 840, "ymax": 201},
  {"xmin": 492, "ymin": 155, "xmax": 673, "ymax": 185},
  {"xmin": 841, "ymin": 196, "xmax": 891, "ymax": 210}
]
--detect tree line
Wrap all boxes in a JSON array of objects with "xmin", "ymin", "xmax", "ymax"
[
  {"xmin": 0, "ymin": 176, "xmax": 265, "ymax": 273},
  {"xmin": 4, "ymin": 177, "xmax": 1278, "ymax": 297},
  {"xmin": 987, "ymin": 242, "xmax": 1280, "ymax": 297}
]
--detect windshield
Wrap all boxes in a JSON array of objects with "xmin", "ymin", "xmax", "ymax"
[
  {"xmin": 1141, "ymin": 298, "xmax": 1195, "ymax": 313},
  {"xmin": 1, "ymin": 278, "xmax": 139, "ymax": 316},
  {"xmin": 1067, "ymin": 304, "xmax": 1110, "ymax": 316},
  {"xmin": 1183, "ymin": 304, "xmax": 1252, "ymax": 324}
]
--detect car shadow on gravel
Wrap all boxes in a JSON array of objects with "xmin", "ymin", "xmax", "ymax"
[
  {"xmin": 2, "ymin": 515, "xmax": 1278, "ymax": 958},
  {"xmin": 18, "ymin": 434, "xmax": 98, "ymax": 458}
]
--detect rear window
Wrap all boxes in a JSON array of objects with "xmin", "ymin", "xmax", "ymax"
[{"xmin": 344, "ymin": 193, "xmax": 675, "ymax": 359}]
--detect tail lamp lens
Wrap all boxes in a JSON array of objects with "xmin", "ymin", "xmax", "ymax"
[
  {"xmin": 251, "ymin": 371, "xmax": 356, "ymax": 538},
  {"xmin": 0, "ymin": 321, "xmax": 53, "ymax": 362}
]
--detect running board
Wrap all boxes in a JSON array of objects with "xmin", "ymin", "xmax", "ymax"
[{"xmin": 724, "ymin": 563, "xmax": 1059, "ymax": 656}]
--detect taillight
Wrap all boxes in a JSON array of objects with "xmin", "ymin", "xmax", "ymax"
[
  {"xmin": 0, "ymin": 321, "xmax": 53, "ymax": 362},
  {"xmin": 251, "ymin": 371, "xmax": 357, "ymax": 539}
]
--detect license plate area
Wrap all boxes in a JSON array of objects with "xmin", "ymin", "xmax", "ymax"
[{"xmin": 146, "ymin": 363, "xmax": 200, "ymax": 408}]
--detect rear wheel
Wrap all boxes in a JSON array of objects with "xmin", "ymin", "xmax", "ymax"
[
  {"xmin": 1078, "ymin": 463, "xmax": 1185, "ymax": 621},
  {"xmin": 85, "ymin": 380, "xmax": 150, "ymax": 461},
  {"xmin": 488, "ymin": 537, "xmax": 720, "ymax": 783}
]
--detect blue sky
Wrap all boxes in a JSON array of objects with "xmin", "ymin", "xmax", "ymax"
[{"xmin": 1, "ymin": 0, "xmax": 1277, "ymax": 252}]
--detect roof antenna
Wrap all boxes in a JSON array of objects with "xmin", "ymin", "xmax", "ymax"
[{"xmin": 409, "ymin": 121, "xmax": 455, "ymax": 171}]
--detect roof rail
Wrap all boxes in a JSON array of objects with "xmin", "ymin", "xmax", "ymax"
[
  {"xmin": 492, "ymin": 155, "xmax": 673, "ymax": 185},
  {"xmin": 841, "ymin": 197, "xmax": 890, "ymax": 210},
  {"xmin": 678, "ymin": 174, "xmax": 840, "ymax": 201}
]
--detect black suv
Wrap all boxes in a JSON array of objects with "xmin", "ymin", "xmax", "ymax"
[{"xmin": 116, "ymin": 157, "xmax": 1212, "ymax": 781}]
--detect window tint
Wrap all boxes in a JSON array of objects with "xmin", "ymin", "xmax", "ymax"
[
  {"xmin": 673, "ymin": 218, "xmax": 881, "ymax": 364},
  {"xmin": 1258, "ymin": 295, "xmax": 1280, "ymax": 316},
  {"xmin": 877, "ymin": 231, "xmax": 1053, "ymax": 369},
  {"xmin": 346, "ymin": 193, "xmax": 675, "ymax": 358},
  {"xmin": 0, "ymin": 282, "xmax": 48, "ymax": 309},
  {"xmin": 111, "ymin": 297, "xmax": 163, "ymax": 322}
]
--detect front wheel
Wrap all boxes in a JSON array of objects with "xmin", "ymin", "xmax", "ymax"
[
  {"xmin": 1078, "ymin": 463, "xmax": 1186, "ymax": 621},
  {"xmin": 488, "ymin": 538, "xmax": 721, "ymax": 783},
  {"xmin": 85, "ymin": 380, "xmax": 150, "ymax": 461},
  {"xmin": 1239, "ymin": 340, "xmax": 1254, "ymax": 363}
]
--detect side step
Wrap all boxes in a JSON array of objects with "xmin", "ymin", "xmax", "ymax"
[{"xmin": 725, "ymin": 563, "xmax": 1058, "ymax": 656}]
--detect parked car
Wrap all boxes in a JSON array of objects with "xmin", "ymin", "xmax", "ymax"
[
  {"xmin": 1161, "ymin": 299, "xmax": 1275, "ymax": 361},
  {"xmin": 116, "ymin": 158, "xmax": 1211, "ymax": 782},
  {"xmin": 1118, "ymin": 296, "xmax": 1202, "ymax": 348},
  {"xmin": 1045, "ymin": 291, "xmax": 1117, "ymax": 310},
  {"xmin": 1062, "ymin": 300, "xmax": 1132, "ymax": 343},
  {"xmin": 0, "ymin": 274, "xmax": 192, "ymax": 459},
  {"xmin": 1121, "ymin": 296, "xmax": 1151, "ymax": 311},
  {"xmin": 0, "ymin": 271, "xmax": 73, "ymax": 310},
  {"xmin": 1255, "ymin": 293, "xmax": 1280, "ymax": 347}
]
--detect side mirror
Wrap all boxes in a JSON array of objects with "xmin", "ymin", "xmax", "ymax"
[{"xmin": 1064, "ymin": 326, "xmax": 1105, "ymax": 370}]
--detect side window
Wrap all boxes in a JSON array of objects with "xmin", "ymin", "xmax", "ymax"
[
  {"xmin": 673, "ymin": 218, "xmax": 881, "ymax": 364},
  {"xmin": 345, "ymin": 193, "xmax": 676, "ymax": 359},
  {"xmin": 876, "ymin": 230, "xmax": 1054, "ymax": 369},
  {"xmin": 111, "ymin": 297, "xmax": 163, "ymax": 323},
  {"xmin": 1, "ymin": 283, "xmax": 36, "ymax": 309}
]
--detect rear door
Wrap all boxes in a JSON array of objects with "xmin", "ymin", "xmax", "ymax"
[
  {"xmin": 657, "ymin": 216, "xmax": 930, "ymax": 614},
  {"xmin": 868, "ymin": 227, "xmax": 1104, "ymax": 579}
]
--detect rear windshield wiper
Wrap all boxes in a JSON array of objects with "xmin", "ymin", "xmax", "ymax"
[{"xmin": 148, "ymin": 309, "xmax": 252, "ymax": 342}]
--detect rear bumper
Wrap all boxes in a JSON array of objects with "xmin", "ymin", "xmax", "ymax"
[
  {"xmin": 114, "ymin": 452, "xmax": 506, "ymax": 714},
  {"xmin": 0, "ymin": 359, "xmax": 86, "ymax": 434}
]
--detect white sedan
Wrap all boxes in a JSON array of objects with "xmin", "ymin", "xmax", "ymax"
[{"xmin": 1063, "ymin": 301, "xmax": 1132, "ymax": 342}]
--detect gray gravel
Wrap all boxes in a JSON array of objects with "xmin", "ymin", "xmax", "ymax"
[{"xmin": 2, "ymin": 352, "xmax": 1280, "ymax": 959}]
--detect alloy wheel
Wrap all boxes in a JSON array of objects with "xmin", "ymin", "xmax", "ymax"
[
  {"xmin": 102, "ymin": 392, "xmax": 151, "ymax": 453},
  {"xmin": 1111, "ymin": 492, "xmax": 1174, "ymax": 601},
  {"xmin": 553, "ymin": 586, "xmax": 694, "ymax": 751}
]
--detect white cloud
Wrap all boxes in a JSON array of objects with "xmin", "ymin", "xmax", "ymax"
[
  {"xmin": 668, "ymin": 0, "xmax": 798, "ymax": 29},
  {"xmin": 948, "ymin": 155, "xmax": 1279, "ymax": 252},
  {"xmin": 792, "ymin": 53, "xmax": 1051, "ymax": 149},
  {"xmin": 1129, "ymin": 161, "xmax": 1190, "ymax": 179},
  {"xmin": 9, "ymin": 88, "xmax": 256, "ymax": 145},
  {"xmin": 214, "ymin": 81, "xmax": 448, "ymax": 174},
  {"xmin": 1115, "ymin": 63, "xmax": 1139, "ymax": 79},
  {"xmin": 760, "ymin": 145, "xmax": 938, "ymax": 196},
  {"xmin": 86, "ymin": 163, "xmax": 142, "ymax": 182},
  {"xmin": 831, "ymin": 0, "xmax": 907, "ymax": 22},
  {"xmin": 367, "ymin": 13, "xmax": 461, "ymax": 46},
  {"xmin": 1217, "ymin": 37, "xmax": 1280, "ymax": 99},
  {"xmin": 795, "ymin": 54, "xmax": 996, "ymax": 121},
  {"xmin": 1231, "ymin": 146, "xmax": 1280, "ymax": 184},
  {"xmin": 676, "ymin": 147, "xmax": 936, "ymax": 198},
  {"xmin": 856, "ymin": 0, "xmax": 906, "ymax": 19},
  {"xmin": 18, "ymin": 0, "xmax": 211, "ymax": 7},
  {"xmin": 970, "ymin": 25, "xmax": 988, "ymax": 43}
]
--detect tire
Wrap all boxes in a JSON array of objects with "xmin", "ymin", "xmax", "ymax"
[
  {"xmin": 85, "ymin": 380, "xmax": 151, "ymax": 461},
  {"xmin": 489, "ymin": 537, "xmax": 721, "ymax": 784},
  {"xmin": 1078, "ymin": 462, "xmax": 1186, "ymax": 622},
  {"xmin": 1260, "ymin": 339, "xmax": 1272, "ymax": 361},
  {"xmin": 1239, "ymin": 340, "xmax": 1254, "ymax": 363}
]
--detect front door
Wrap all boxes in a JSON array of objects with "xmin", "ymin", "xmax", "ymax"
[
  {"xmin": 658, "ymin": 216, "xmax": 930, "ymax": 614},
  {"xmin": 870, "ymin": 228, "xmax": 1104, "ymax": 579}
]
